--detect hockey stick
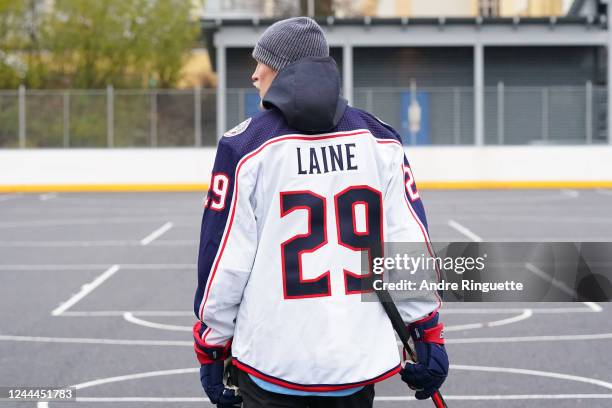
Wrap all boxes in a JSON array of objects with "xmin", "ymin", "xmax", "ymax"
[{"xmin": 374, "ymin": 288, "xmax": 448, "ymax": 408}]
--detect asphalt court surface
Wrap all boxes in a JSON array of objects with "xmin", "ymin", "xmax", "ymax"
[{"xmin": 1, "ymin": 189, "xmax": 612, "ymax": 407}]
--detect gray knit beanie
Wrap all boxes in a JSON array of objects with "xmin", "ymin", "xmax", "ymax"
[{"xmin": 252, "ymin": 17, "xmax": 329, "ymax": 72}]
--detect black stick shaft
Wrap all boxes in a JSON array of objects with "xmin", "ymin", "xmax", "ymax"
[{"xmin": 374, "ymin": 289, "xmax": 448, "ymax": 408}]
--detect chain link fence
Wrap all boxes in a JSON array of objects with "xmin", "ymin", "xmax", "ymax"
[
  {"xmin": 353, "ymin": 87, "xmax": 476, "ymax": 145},
  {"xmin": 0, "ymin": 85, "xmax": 607, "ymax": 148},
  {"xmin": 0, "ymin": 87, "xmax": 217, "ymax": 148},
  {"xmin": 353, "ymin": 84, "xmax": 607, "ymax": 145}
]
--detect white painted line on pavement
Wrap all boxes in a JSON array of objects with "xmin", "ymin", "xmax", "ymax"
[
  {"xmin": 61, "ymin": 310, "xmax": 193, "ymax": 317},
  {"xmin": 561, "ymin": 189, "xmax": 579, "ymax": 198},
  {"xmin": 36, "ymin": 365, "xmax": 612, "ymax": 408},
  {"xmin": 584, "ymin": 302, "xmax": 603, "ymax": 312},
  {"xmin": 0, "ymin": 240, "xmax": 136, "ymax": 247},
  {"xmin": 51, "ymin": 265, "xmax": 120, "ymax": 316},
  {"xmin": 452, "ymin": 213, "xmax": 612, "ymax": 224},
  {"xmin": 525, "ymin": 262, "xmax": 579, "ymax": 298},
  {"xmin": 0, "ymin": 216, "xmax": 184, "ymax": 228},
  {"xmin": 61, "ymin": 394, "xmax": 612, "ymax": 403},
  {"xmin": 74, "ymin": 398, "xmax": 205, "ymax": 402},
  {"xmin": 148, "ymin": 239, "xmax": 197, "ymax": 246},
  {"xmin": 6, "ymin": 331, "xmax": 612, "ymax": 348},
  {"xmin": 10, "ymin": 331, "xmax": 608, "ymax": 348},
  {"xmin": 442, "ymin": 305, "xmax": 598, "ymax": 314},
  {"xmin": 140, "ymin": 222, "xmax": 173, "ymax": 246},
  {"xmin": 445, "ymin": 309, "xmax": 533, "ymax": 332},
  {"xmin": 382, "ymin": 394, "xmax": 612, "ymax": 401},
  {"xmin": 447, "ymin": 332, "xmax": 612, "ymax": 344},
  {"xmin": 68, "ymin": 368, "xmax": 199, "ymax": 390},
  {"xmin": 39, "ymin": 193, "xmax": 57, "ymax": 201},
  {"xmin": 59, "ymin": 304, "xmax": 603, "ymax": 317},
  {"xmin": 123, "ymin": 312, "xmax": 191, "ymax": 331},
  {"xmin": 37, "ymin": 368, "xmax": 200, "ymax": 408},
  {"xmin": 0, "ymin": 334, "xmax": 191, "ymax": 346},
  {"xmin": 0, "ymin": 194, "xmax": 20, "ymax": 202},
  {"xmin": 0, "ymin": 239, "xmax": 194, "ymax": 247},
  {"xmin": 487, "ymin": 309, "xmax": 533, "ymax": 327},
  {"xmin": 447, "ymin": 219, "xmax": 482, "ymax": 242},
  {"xmin": 452, "ymin": 364, "xmax": 612, "ymax": 391},
  {"xmin": 0, "ymin": 263, "xmax": 195, "ymax": 271}
]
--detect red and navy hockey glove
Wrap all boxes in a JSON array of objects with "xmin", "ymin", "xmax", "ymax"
[
  {"xmin": 200, "ymin": 363, "xmax": 242, "ymax": 407},
  {"xmin": 193, "ymin": 322, "xmax": 242, "ymax": 407},
  {"xmin": 400, "ymin": 312, "xmax": 448, "ymax": 400}
]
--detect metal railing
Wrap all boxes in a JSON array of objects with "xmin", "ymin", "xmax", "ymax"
[
  {"xmin": 0, "ymin": 84, "xmax": 607, "ymax": 148},
  {"xmin": 0, "ymin": 86, "xmax": 217, "ymax": 148},
  {"xmin": 353, "ymin": 84, "xmax": 607, "ymax": 145}
]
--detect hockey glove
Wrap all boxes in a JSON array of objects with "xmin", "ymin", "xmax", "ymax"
[
  {"xmin": 400, "ymin": 311, "xmax": 448, "ymax": 400},
  {"xmin": 193, "ymin": 322, "xmax": 242, "ymax": 407},
  {"xmin": 200, "ymin": 361, "xmax": 242, "ymax": 407}
]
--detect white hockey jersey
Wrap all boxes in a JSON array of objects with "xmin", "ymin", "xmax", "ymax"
[{"xmin": 194, "ymin": 113, "xmax": 440, "ymax": 391}]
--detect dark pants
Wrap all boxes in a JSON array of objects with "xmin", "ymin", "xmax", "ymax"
[{"xmin": 234, "ymin": 368, "xmax": 375, "ymax": 408}]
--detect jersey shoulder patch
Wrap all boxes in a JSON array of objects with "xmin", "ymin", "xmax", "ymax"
[{"xmin": 224, "ymin": 118, "xmax": 252, "ymax": 138}]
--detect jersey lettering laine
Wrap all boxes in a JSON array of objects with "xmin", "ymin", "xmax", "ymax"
[{"xmin": 194, "ymin": 106, "xmax": 440, "ymax": 391}]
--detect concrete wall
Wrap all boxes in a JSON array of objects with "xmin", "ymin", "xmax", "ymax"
[
  {"xmin": 0, "ymin": 149, "xmax": 216, "ymax": 192},
  {"xmin": 1, "ymin": 146, "xmax": 611, "ymax": 192}
]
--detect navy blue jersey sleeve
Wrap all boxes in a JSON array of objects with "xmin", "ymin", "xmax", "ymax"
[
  {"xmin": 194, "ymin": 141, "xmax": 236, "ymax": 319},
  {"xmin": 193, "ymin": 138, "xmax": 258, "ymax": 348}
]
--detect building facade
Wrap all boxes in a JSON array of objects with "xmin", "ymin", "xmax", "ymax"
[
  {"xmin": 205, "ymin": 15, "xmax": 610, "ymax": 146},
  {"xmin": 372, "ymin": 0, "xmax": 565, "ymax": 18}
]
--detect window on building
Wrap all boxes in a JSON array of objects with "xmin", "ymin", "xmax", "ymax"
[{"xmin": 479, "ymin": 0, "xmax": 500, "ymax": 17}]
